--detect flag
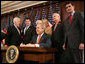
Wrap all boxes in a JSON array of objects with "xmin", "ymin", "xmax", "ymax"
[
  {"xmin": 1, "ymin": 39, "xmax": 5, "ymax": 47},
  {"xmin": 17, "ymin": 10, "xmax": 21, "ymax": 29},
  {"xmin": 56, "ymin": 1, "xmax": 61, "ymax": 21},
  {"xmin": 22, "ymin": 10, "xmax": 26, "ymax": 28},
  {"xmin": 2, "ymin": 16, "xmax": 7, "ymax": 47},
  {"xmin": 48, "ymin": 3, "xmax": 54, "ymax": 27},
  {"xmin": 42, "ymin": 5, "xmax": 46, "ymax": 19},
  {"xmin": 29, "ymin": 8, "xmax": 34, "ymax": 26},
  {"xmin": 56, "ymin": 1, "xmax": 60, "ymax": 13},
  {"xmin": 17, "ymin": 10, "xmax": 20, "ymax": 18},
  {"xmin": 1, "ymin": 29, "xmax": 7, "ymax": 47},
  {"xmin": 6, "ymin": 15, "xmax": 10, "ymax": 29},
  {"xmin": 34, "ymin": 8, "xmax": 39, "ymax": 27},
  {"xmin": 11, "ymin": 13, "xmax": 14, "ymax": 26},
  {"xmin": 3, "ymin": 16, "xmax": 7, "ymax": 30}
]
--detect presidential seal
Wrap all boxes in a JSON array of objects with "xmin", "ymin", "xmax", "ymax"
[{"xmin": 6, "ymin": 45, "xmax": 19, "ymax": 63}]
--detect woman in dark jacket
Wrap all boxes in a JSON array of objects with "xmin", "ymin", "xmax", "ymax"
[{"xmin": 51, "ymin": 13, "xmax": 64, "ymax": 63}]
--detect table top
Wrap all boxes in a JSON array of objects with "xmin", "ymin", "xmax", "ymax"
[{"xmin": 1, "ymin": 47, "xmax": 57, "ymax": 53}]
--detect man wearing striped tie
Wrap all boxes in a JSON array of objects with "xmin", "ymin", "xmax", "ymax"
[{"xmin": 5, "ymin": 17, "xmax": 22, "ymax": 46}]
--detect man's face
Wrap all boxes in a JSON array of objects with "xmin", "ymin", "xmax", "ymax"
[
  {"xmin": 25, "ymin": 19, "xmax": 31, "ymax": 26},
  {"xmin": 52, "ymin": 13, "xmax": 60, "ymax": 23},
  {"xmin": 36, "ymin": 24, "xmax": 44, "ymax": 35},
  {"xmin": 15, "ymin": 20, "xmax": 20, "ymax": 27},
  {"xmin": 65, "ymin": 3, "xmax": 74, "ymax": 13}
]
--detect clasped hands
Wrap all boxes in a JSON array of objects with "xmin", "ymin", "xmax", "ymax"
[{"xmin": 20, "ymin": 43, "xmax": 35, "ymax": 47}]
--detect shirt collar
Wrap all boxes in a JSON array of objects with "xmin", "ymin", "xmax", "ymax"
[
  {"xmin": 14, "ymin": 24, "xmax": 18, "ymax": 29},
  {"xmin": 38, "ymin": 32, "xmax": 44, "ymax": 37},
  {"xmin": 25, "ymin": 25, "xmax": 30, "ymax": 29},
  {"xmin": 71, "ymin": 11, "xmax": 75, "ymax": 16}
]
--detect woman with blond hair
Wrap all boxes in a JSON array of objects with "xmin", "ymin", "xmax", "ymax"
[{"xmin": 42, "ymin": 19, "xmax": 52, "ymax": 35}]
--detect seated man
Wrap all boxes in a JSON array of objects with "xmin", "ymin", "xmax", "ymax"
[{"xmin": 20, "ymin": 20, "xmax": 51, "ymax": 47}]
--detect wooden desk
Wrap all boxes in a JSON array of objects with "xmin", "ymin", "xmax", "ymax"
[{"xmin": 1, "ymin": 47, "xmax": 57, "ymax": 63}]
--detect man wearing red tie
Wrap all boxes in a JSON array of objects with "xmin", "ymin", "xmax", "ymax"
[
  {"xmin": 20, "ymin": 20, "xmax": 51, "ymax": 47},
  {"xmin": 5, "ymin": 17, "xmax": 22, "ymax": 46},
  {"xmin": 61, "ymin": 1, "xmax": 84, "ymax": 63}
]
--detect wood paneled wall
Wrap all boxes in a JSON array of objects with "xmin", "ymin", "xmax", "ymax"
[{"xmin": 1, "ymin": 1, "xmax": 84, "ymax": 29}]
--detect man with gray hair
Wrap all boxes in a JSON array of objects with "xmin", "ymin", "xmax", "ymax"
[
  {"xmin": 36, "ymin": 20, "xmax": 46, "ymax": 29},
  {"xmin": 5, "ymin": 17, "xmax": 22, "ymax": 46},
  {"xmin": 20, "ymin": 20, "xmax": 51, "ymax": 47},
  {"xmin": 36, "ymin": 20, "xmax": 43, "ymax": 25}
]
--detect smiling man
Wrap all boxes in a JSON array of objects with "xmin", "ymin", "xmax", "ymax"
[
  {"xmin": 20, "ymin": 20, "xmax": 51, "ymax": 47},
  {"xmin": 20, "ymin": 17, "xmax": 36, "ymax": 45},
  {"xmin": 5, "ymin": 17, "xmax": 22, "ymax": 46}
]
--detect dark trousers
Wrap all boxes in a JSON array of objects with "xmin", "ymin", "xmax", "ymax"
[
  {"xmin": 61, "ymin": 36, "xmax": 83, "ymax": 63},
  {"xmin": 54, "ymin": 49, "xmax": 64, "ymax": 63},
  {"xmin": 60, "ymin": 48, "xmax": 82, "ymax": 63}
]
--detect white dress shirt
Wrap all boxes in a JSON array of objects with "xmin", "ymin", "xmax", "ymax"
[
  {"xmin": 24, "ymin": 26, "xmax": 30, "ymax": 35},
  {"xmin": 71, "ymin": 11, "xmax": 75, "ymax": 19}
]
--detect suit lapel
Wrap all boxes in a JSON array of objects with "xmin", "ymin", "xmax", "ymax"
[
  {"xmin": 65, "ymin": 17, "xmax": 69, "ymax": 30},
  {"xmin": 69, "ymin": 13, "xmax": 76, "ymax": 28},
  {"xmin": 35, "ymin": 35, "xmax": 38, "ymax": 44},
  {"xmin": 25, "ymin": 28, "xmax": 28, "ymax": 35},
  {"xmin": 33, "ymin": 35, "xmax": 37, "ymax": 44},
  {"xmin": 13, "ymin": 25, "xmax": 20, "ymax": 36},
  {"xmin": 25, "ymin": 26, "xmax": 31, "ymax": 35}
]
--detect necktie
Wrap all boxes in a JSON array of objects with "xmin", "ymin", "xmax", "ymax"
[
  {"xmin": 16, "ymin": 27, "xmax": 20, "ymax": 35},
  {"xmin": 14, "ymin": 25, "xmax": 20, "ymax": 35},
  {"xmin": 37, "ymin": 35, "xmax": 41, "ymax": 44},
  {"xmin": 69, "ymin": 15, "xmax": 72, "ymax": 27}
]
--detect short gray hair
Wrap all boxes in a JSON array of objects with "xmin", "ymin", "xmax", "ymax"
[
  {"xmin": 36, "ymin": 20, "xmax": 42, "ymax": 25},
  {"xmin": 13, "ymin": 17, "xmax": 20, "ymax": 23},
  {"xmin": 53, "ymin": 13, "xmax": 61, "ymax": 21},
  {"xmin": 36, "ymin": 20, "xmax": 46, "ymax": 30}
]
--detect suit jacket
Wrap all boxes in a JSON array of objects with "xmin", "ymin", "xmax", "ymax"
[
  {"xmin": 5, "ymin": 25, "xmax": 22, "ymax": 46},
  {"xmin": 64, "ymin": 12, "xmax": 84, "ymax": 49},
  {"xmin": 51, "ymin": 22, "xmax": 64, "ymax": 51},
  {"xmin": 22, "ymin": 26, "xmax": 36, "ymax": 44},
  {"xmin": 30, "ymin": 33, "xmax": 52, "ymax": 47}
]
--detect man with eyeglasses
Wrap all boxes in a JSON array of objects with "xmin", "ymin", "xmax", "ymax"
[{"xmin": 61, "ymin": 1, "xmax": 84, "ymax": 63}]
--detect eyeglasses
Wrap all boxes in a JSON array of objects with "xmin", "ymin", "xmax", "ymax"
[{"xmin": 65, "ymin": 6, "xmax": 71, "ymax": 9}]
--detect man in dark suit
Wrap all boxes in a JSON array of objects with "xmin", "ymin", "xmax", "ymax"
[
  {"xmin": 21, "ymin": 17, "xmax": 36, "ymax": 45},
  {"xmin": 61, "ymin": 1, "xmax": 84, "ymax": 63},
  {"xmin": 20, "ymin": 20, "xmax": 51, "ymax": 47},
  {"xmin": 5, "ymin": 17, "xmax": 22, "ymax": 46}
]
